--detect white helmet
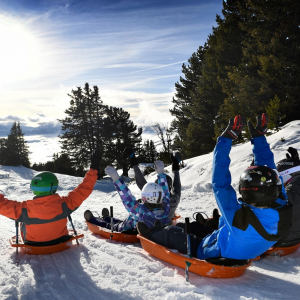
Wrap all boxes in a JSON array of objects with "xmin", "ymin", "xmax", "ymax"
[{"xmin": 141, "ymin": 182, "xmax": 163, "ymax": 204}]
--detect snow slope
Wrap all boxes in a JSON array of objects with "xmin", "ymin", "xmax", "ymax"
[{"xmin": 1, "ymin": 121, "xmax": 300, "ymax": 300}]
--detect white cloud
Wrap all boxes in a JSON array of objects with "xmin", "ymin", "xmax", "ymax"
[{"xmin": 0, "ymin": 1, "xmax": 221, "ymax": 138}]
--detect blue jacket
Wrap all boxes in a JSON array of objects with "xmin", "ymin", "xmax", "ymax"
[{"xmin": 197, "ymin": 136, "xmax": 289, "ymax": 260}]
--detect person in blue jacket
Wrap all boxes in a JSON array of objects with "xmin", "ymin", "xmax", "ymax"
[{"xmin": 137, "ymin": 113, "xmax": 292, "ymax": 260}]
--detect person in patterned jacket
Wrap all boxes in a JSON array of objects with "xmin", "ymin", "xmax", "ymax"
[
  {"xmin": 84, "ymin": 160, "xmax": 171, "ymax": 232},
  {"xmin": 123, "ymin": 147, "xmax": 182, "ymax": 221}
]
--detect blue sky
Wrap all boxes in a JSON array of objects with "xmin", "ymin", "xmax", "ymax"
[{"xmin": 0, "ymin": 0, "xmax": 223, "ymax": 136}]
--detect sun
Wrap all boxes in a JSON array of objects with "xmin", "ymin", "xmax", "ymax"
[{"xmin": 0, "ymin": 17, "xmax": 42, "ymax": 85}]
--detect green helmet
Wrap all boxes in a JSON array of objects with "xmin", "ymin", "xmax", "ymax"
[{"xmin": 30, "ymin": 172, "xmax": 59, "ymax": 196}]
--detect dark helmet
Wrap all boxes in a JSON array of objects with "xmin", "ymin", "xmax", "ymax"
[
  {"xmin": 239, "ymin": 165, "xmax": 282, "ymax": 206},
  {"xmin": 155, "ymin": 174, "xmax": 173, "ymax": 192}
]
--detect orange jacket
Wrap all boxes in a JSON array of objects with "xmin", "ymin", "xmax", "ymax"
[{"xmin": 0, "ymin": 169, "xmax": 98, "ymax": 242}]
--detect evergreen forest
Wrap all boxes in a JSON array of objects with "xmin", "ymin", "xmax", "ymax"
[
  {"xmin": 169, "ymin": 0, "xmax": 300, "ymax": 158},
  {"xmin": 0, "ymin": 0, "xmax": 299, "ymax": 175}
]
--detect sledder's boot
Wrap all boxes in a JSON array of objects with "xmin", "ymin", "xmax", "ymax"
[
  {"xmin": 205, "ymin": 208, "xmax": 220, "ymax": 230},
  {"xmin": 213, "ymin": 208, "xmax": 220, "ymax": 221},
  {"xmin": 154, "ymin": 220, "xmax": 163, "ymax": 229},
  {"xmin": 84, "ymin": 210, "xmax": 94, "ymax": 222},
  {"xmin": 196, "ymin": 213, "xmax": 205, "ymax": 225},
  {"xmin": 137, "ymin": 222, "xmax": 152, "ymax": 238},
  {"xmin": 102, "ymin": 208, "xmax": 109, "ymax": 218}
]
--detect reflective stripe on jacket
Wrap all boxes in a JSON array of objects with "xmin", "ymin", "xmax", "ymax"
[{"xmin": 0, "ymin": 169, "xmax": 98, "ymax": 242}]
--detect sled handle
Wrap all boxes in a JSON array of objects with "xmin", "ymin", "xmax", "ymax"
[
  {"xmin": 110, "ymin": 206, "xmax": 114, "ymax": 239},
  {"xmin": 15, "ymin": 221, "xmax": 19, "ymax": 256},
  {"xmin": 185, "ymin": 217, "xmax": 192, "ymax": 282},
  {"xmin": 68, "ymin": 215, "xmax": 79, "ymax": 246}
]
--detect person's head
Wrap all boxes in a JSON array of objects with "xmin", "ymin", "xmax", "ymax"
[
  {"xmin": 239, "ymin": 165, "xmax": 282, "ymax": 207},
  {"xmin": 155, "ymin": 174, "xmax": 172, "ymax": 192},
  {"xmin": 141, "ymin": 182, "xmax": 164, "ymax": 209},
  {"xmin": 276, "ymin": 157, "xmax": 300, "ymax": 186},
  {"xmin": 30, "ymin": 172, "xmax": 59, "ymax": 196}
]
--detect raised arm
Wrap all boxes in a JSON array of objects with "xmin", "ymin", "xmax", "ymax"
[
  {"xmin": 171, "ymin": 152, "xmax": 181, "ymax": 197},
  {"xmin": 248, "ymin": 113, "xmax": 287, "ymax": 200},
  {"xmin": 212, "ymin": 115, "xmax": 245, "ymax": 225}
]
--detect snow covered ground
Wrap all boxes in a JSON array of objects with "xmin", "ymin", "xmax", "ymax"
[{"xmin": 1, "ymin": 121, "xmax": 300, "ymax": 300}]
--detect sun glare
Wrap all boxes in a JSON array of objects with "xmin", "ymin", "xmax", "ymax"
[{"xmin": 0, "ymin": 18, "xmax": 42, "ymax": 85}]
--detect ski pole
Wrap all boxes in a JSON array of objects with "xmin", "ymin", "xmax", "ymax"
[
  {"xmin": 185, "ymin": 217, "xmax": 192, "ymax": 282},
  {"xmin": 68, "ymin": 215, "xmax": 79, "ymax": 246},
  {"xmin": 110, "ymin": 206, "xmax": 114, "ymax": 239},
  {"xmin": 15, "ymin": 221, "xmax": 19, "ymax": 256}
]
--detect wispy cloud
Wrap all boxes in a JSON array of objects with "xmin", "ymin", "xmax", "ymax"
[
  {"xmin": 0, "ymin": 0, "xmax": 222, "ymax": 131},
  {"xmin": 104, "ymin": 61, "xmax": 186, "ymax": 72}
]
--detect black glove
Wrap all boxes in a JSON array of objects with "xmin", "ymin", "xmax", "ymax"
[
  {"xmin": 221, "ymin": 115, "xmax": 245, "ymax": 140},
  {"xmin": 90, "ymin": 149, "xmax": 101, "ymax": 172},
  {"xmin": 171, "ymin": 152, "xmax": 182, "ymax": 171},
  {"xmin": 124, "ymin": 147, "xmax": 134, "ymax": 157},
  {"xmin": 247, "ymin": 113, "xmax": 268, "ymax": 138},
  {"xmin": 286, "ymin": 147, "xmax": 299, "ymax": 160},
  {"xmin": 123, "ymin": 147, "xmax": 138, "ymax": 167}
]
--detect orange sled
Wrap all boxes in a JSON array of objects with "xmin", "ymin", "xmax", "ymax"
[
  {"xmin": 138, "ymin": 234, "xmax": 251, "ymax": 278},
  {"xmin": 86, "ymin": 221, "xmax": 139, "ymax": 243},
  {"xmin": 264, "ymin": 242, "xmax": 300, "ymax": 257},
  {"xmin": 10, "ymin": 230, "xmax": 84, "ymax": 255}
]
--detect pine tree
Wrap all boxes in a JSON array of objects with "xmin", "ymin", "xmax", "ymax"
[
  {"xmin": 2, "ymin": 122, "xmax": 30, "ymax": 167},
  {"xmin": 248, "ymin": 0, "xmax": 300, "ymax": 123},
  {"xmin": 220, "ymin": 0, "xmax": 300, "ymax": 128},
  {"xmin": 0, "ymin": 138, "xmax": 7, "ymax": 165},
  {"xmin": 211, "ymin": 0, "xmax": 252, "ymax": 137},
  {"xmin": 59, "ymin": 83, "xmax": 106, "ymax": 171},
  {"xmin": 266, "ymin": 95, "xmax": 286, "ymax": 131},
  {"xmin": 139, "ymin": 140, "xmax": 158, "ymax": 163},
  {"xmin": 105, "ymin": 106, "xmax": 142, "ymax": 176},
  {"xmin": 169, "ymin": 46, "xmax": 206, "ymax": 155}
]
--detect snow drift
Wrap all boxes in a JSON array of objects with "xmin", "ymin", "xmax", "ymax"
[{"xmin": 0, "ymin": 121, "xmax": 300, "ymax": 299}]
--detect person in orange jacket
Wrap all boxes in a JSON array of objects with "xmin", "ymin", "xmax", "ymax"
[{"xmin": 0, "ymin": 149, "xmax": 100, "ymax": 245}]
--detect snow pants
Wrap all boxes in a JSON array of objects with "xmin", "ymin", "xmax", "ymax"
[
  {"xmin": 176, "ymin": 221, "xmax": 214, "ymax": 238},
  {"xmin": 89, "ymin": 216, "xmax": 125, "ymax": 232},
  {"xmin": 148, "ymin": 225, "xmax": 203, "ymax": 258}
]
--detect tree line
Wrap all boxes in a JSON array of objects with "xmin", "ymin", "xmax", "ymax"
[
  {"xmin": 0, "ymin": 84, "xmax": 162, "ymax": 177},
  {"xmin": 169, "ymin": 0, "xmax": 300, "ymax": 158}
]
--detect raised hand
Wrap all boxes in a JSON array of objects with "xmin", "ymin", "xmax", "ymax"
[
  {"xmin": 123, "ymin": 147, "xmax": 135, "ymax": 158},
  {"xmin": 154, "ymin": 160, "xmax": 164, "ymax": 175},
  {"xmin": 90, "ymin": 149, "xmax": 101, "ymax": 172},
  {"xmin": 104, "ymin": 166, "xmax": 120, "ymax": 182},
  {"xmin": 171, "ymin": 152, "xmax": 181, "ymax": 171},
  {"xmin": 221, "ymin": 115, "xmax": 245, "ymax": 140},
  {"xmin": 286, "ymin": 147, "xmax": 299, "ymax": 160},
  {"xmin": 247, "ymin": 113, "xmax": 268, "ymax": 138},
  {"xmin": 123, "ymin": 147, "xmax": 138, "ymax": 167}
]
